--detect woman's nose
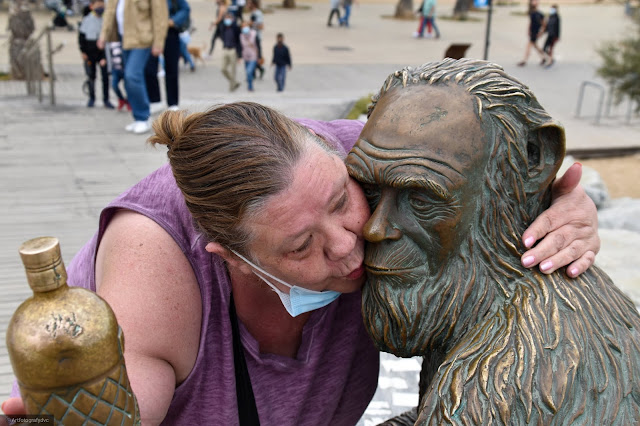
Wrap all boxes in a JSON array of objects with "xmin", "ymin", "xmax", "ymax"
[
  {"xmin": 325, "ymin": 226, "xmax": 357, "ymax": 262},
  {"xmin": 363, "ymin": 190, "xmax": 402, "ymax": 243}
]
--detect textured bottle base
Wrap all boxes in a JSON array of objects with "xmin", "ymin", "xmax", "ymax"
[{"xmin": 19, "ymin": 357, "xmax": 140, "ymax": 426}]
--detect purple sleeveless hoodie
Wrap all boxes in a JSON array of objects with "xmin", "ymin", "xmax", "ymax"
[{"xmin": 14, "ymin": 119, "xmax": 379, "ymax": 425}]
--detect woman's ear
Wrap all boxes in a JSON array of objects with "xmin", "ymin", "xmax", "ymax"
[{"xmin": 205, "ymin": 242, "xmax": 253, "ymax": 275}]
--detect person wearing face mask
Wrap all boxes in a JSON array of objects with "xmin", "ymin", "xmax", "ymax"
[
  {"xmin": 220, "ymin": 12, "xmax": 242, "ymax": 92},
  {"xmin": 78, "ymin": 0, "xmax": 113, "ymax": 108},
  {"xmin": 239, "ymin": 22, "xmax": 258, "ymax": 91},
  {"xmin": 2, "ymin": 100, "xmax": 601, "ymax": 424}
]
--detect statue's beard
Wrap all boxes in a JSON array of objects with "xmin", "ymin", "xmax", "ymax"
[{"xmin": 362, "ymin": 239, "xmax": 480, "ymax": 358}]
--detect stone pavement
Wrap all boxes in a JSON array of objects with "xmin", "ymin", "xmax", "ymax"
[{"xmin": 1, "ymin": 0, "xmax": 639, "ymax": 423}]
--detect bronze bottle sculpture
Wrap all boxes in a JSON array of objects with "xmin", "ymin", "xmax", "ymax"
[{"xmin": 6, "ymin": 237, "xmax": 140, "ymax": 425}]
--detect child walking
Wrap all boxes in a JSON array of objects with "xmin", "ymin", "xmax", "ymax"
[
  {"xmin": 107, "ymin": 41, "xmax": 131, "ymax": 111},
  {"xmin": 272, "ymin": 33, "xmax": 291, "ymax": 92},
  {"xmin": 78, "ymin": 0, "xmax": 113, "ymax": 108}
]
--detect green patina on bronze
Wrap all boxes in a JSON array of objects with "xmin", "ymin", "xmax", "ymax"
[{"xmin": 346, "ymin": 58, "xmax": 640, "ymax": 425}]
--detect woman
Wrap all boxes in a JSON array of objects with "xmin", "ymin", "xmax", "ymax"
[
  {"xmin": 3, "ymin": 102, "xmax": 598, "ymax": 425},
  {"xmin": 208, "ymin": 0, "xmax": 228, "ymax": 56},
  {"xmin": 239, "ymin": 22, "xmax": 258, "ymax": 91}
]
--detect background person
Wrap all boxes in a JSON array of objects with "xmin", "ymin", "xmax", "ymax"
[
  {"xmin": 219, "ymin": 12, "xmax": 242, "ymax": 91},
  {"xmin": 272, "ymin": 32, "xmax": 291, "ymax": 92},
  {"xmin": 97, "ymin": 0, "xmax": 169, "ymax": 134},
  {"xmin": 518, "ymin": 0, "xmax": 547, "ymax": 66},
  {"xmin": 2, "ymin": 101, "xmax": 600, "ymax": 425},
  {"xmin": 144, "ymin": 0, "xmax": 191, "ymax": 111},
  {"xmin": 327, "ymin": 0, "xmax": 341, "ymax": 27},
  {"xmin": 207, "ymin": 0, "xmax": 228, "ymax": 56},
  {"xmin": 542, "ymin": 4, "xmax": 561, "ymax": 67},
  {"xmin": 78, "ymin": 0, "xmax": 113, "ymax": 108},
  {"xmin": 248, "ymin": 0, "xmax": 265, "ymax": 79},
  {"xmin": 239, "ymin": 22, "xmax": 258, "ymax": 91}
]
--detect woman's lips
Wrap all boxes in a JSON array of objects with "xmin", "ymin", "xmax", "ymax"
[{"xmin": 347, "ymin": 264, "xmax": 365, "ymax": 280}]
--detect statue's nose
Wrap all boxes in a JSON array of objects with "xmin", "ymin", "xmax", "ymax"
[{"xmin": 363, "ymin": 191, "xmax": 402, "ymax": 243}]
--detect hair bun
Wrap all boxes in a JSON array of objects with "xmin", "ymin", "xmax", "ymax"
[{"xmin": 149, "ymin": 110, "xmax": 186, "ymax": 150}]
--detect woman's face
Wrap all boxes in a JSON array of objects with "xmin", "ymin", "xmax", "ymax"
[{"xmin": 245, "ymin": 143, "xmax": 370, "ymax": 294}]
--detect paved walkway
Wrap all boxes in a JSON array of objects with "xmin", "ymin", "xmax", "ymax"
[{"xmin": 0, "ymin": 0, "xmax": 638, "ymax": 423}]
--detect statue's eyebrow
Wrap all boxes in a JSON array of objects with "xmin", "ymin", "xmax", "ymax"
[{"xmin": 388, "ymin": 175, "xmax": 451, "ymax": 201}]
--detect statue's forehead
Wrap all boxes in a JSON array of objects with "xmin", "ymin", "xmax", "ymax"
[{"xmin": 356, "ymin": 85, "xmax": 486, "ymax": 178}]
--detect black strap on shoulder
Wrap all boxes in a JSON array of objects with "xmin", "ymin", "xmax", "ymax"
[{"xmin": 229, "ymin": 294, "xmax": 261, "ymax": 426}]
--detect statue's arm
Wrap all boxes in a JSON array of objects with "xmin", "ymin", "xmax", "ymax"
[{"xmin": 521, "ymin": 162, "xmax": 599, "ymax": 278}]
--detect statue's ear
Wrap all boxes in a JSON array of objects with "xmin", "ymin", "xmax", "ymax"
[{"xmin": 525, "ymin": 121, "xmax": 566, "ymax": 193}]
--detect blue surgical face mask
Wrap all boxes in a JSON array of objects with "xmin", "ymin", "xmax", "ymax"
[
  {"xmin": 549, "ymin": 7, "xmax": 556, "ymax": 14},
  {"xmin": 231, "ymin": 250, "xmax": 341, "ymax": 317},
  {"xmin": 224, "ymin": 18, "xmax": 233, "ymax": 26},
  {"xmin": 242, "ymin": 26, "xmax": 250, "ymax": 34}
]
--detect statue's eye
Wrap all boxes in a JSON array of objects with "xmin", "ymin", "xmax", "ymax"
[
  {"xmin": 409, "ymin": 193, "xmax": 431, "ymax": 210},
  {"xmin": 361, "ymin": 184, "xmax": 380, "ymax": 210}
]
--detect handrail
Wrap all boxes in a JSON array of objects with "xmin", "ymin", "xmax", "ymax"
[{"xmin": 575, "ymin": 81, "xmax": 605, "ymax": 125}]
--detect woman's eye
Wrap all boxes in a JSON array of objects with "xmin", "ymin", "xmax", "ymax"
[{"xmin": 292, "ymin": 237, "xmax": 312, "ymax": 254}]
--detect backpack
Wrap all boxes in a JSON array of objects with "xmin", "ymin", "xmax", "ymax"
[{"xmin": 171, "ymin": 0, "xmax": 191, "ymax": 33}]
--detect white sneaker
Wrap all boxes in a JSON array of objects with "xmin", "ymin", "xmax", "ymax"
[
  {"xmin": 125, "ymin": 121, "xmax": 136, "ymax": 132},
  {"xmin": 412, "ymin": 31, "xmax": 420, "ymax": 38},
  {"xmin": 131, "ymin": 120, "xmax": 151, "ymax": 134},
  {"xmin": 149, "ymin": 102, "xmax": 165, "ymax": 114},
  {"xmin": 167, "ymin": 105, "xmax": 180, "ymax": 112}
]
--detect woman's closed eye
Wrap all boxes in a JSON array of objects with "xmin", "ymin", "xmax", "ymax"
[
  {"xmin": 333, "ymin": 192, "xmax": 348, "ymax": 213},
  {"xmin": 291, "ymin": 235, "xmax": 312, "ymax": 255}
]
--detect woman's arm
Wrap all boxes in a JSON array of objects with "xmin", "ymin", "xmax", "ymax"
[
  {"xmin": 95, "ymin": 210, "xmax": 202, "ymax": 424},
  {"xmin": 521, "ymin": 163, "xmax": 600, "ymax": 277}
]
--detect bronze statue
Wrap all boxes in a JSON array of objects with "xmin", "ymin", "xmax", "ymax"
[{"xmin": 346, "ymin": 59, "xmax": 640, "ymax": 425}]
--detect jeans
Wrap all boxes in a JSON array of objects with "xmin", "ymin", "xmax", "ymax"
[
  {"xmin": 275, "ymin": 65, "xmax": 286, "ymax": 91},
  {"xmin": 180, "ymin": 38, "xmax": 195, "ymax": 69},
  {"xmin": 340, "ymin": 5, "xmax": 351, "ymax": 26},
  {"xmin": 245, "ymin": 60, "xmax": 257, "ymax": 90},
  {"xmin": 145, "ymin": 29, "xmax": 181, "ymax": 107},
  {"xmin": 122, "ymin": 48, "xmax": 151, "ymax": 121},
  {"xmin": 419, "ymin": 16, "xmax": 440, "ymax": 38},
  {"xmin": 111, "ymin": 68, "xmax": 126, "ymax": 101}
]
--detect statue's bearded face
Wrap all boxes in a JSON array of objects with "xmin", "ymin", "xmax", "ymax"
[{"xmin": 346, "ymin": 85, "xmax": 489, "ymax": 356}]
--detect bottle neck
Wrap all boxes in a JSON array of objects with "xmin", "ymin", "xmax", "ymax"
[{"xmin": 26, "ymin": 260, "xmax": 68, "ymax": 293}]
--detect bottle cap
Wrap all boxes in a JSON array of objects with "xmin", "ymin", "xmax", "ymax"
[{"xmin": 19, "ymin": 237, "xmax": 67, "ymax": 292}]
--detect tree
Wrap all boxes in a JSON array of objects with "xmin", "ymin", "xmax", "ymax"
[
  {"xmin": 394, "ymin": 0, "xmax": 415, "ymax": 19},
  {"xmin": 452, "ymin": 0, "xmax": 474, "ymax": 20},
  {"xmin": 596, "ymin": 14, "xmax": 640, "ymax": 111}
]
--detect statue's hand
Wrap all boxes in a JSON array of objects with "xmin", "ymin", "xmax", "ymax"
[{"xmin": 521, "ymin": 162, "xmax": 600, "ymax": 277}]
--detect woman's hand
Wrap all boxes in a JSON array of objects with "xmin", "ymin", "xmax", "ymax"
[
  {"xmin": 0, "ymin": 398, "xmax": 25, "ymax": 426},
  {"xmin": 521, "ymin": 162, "xmax": 600, "ymax": 277}
]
